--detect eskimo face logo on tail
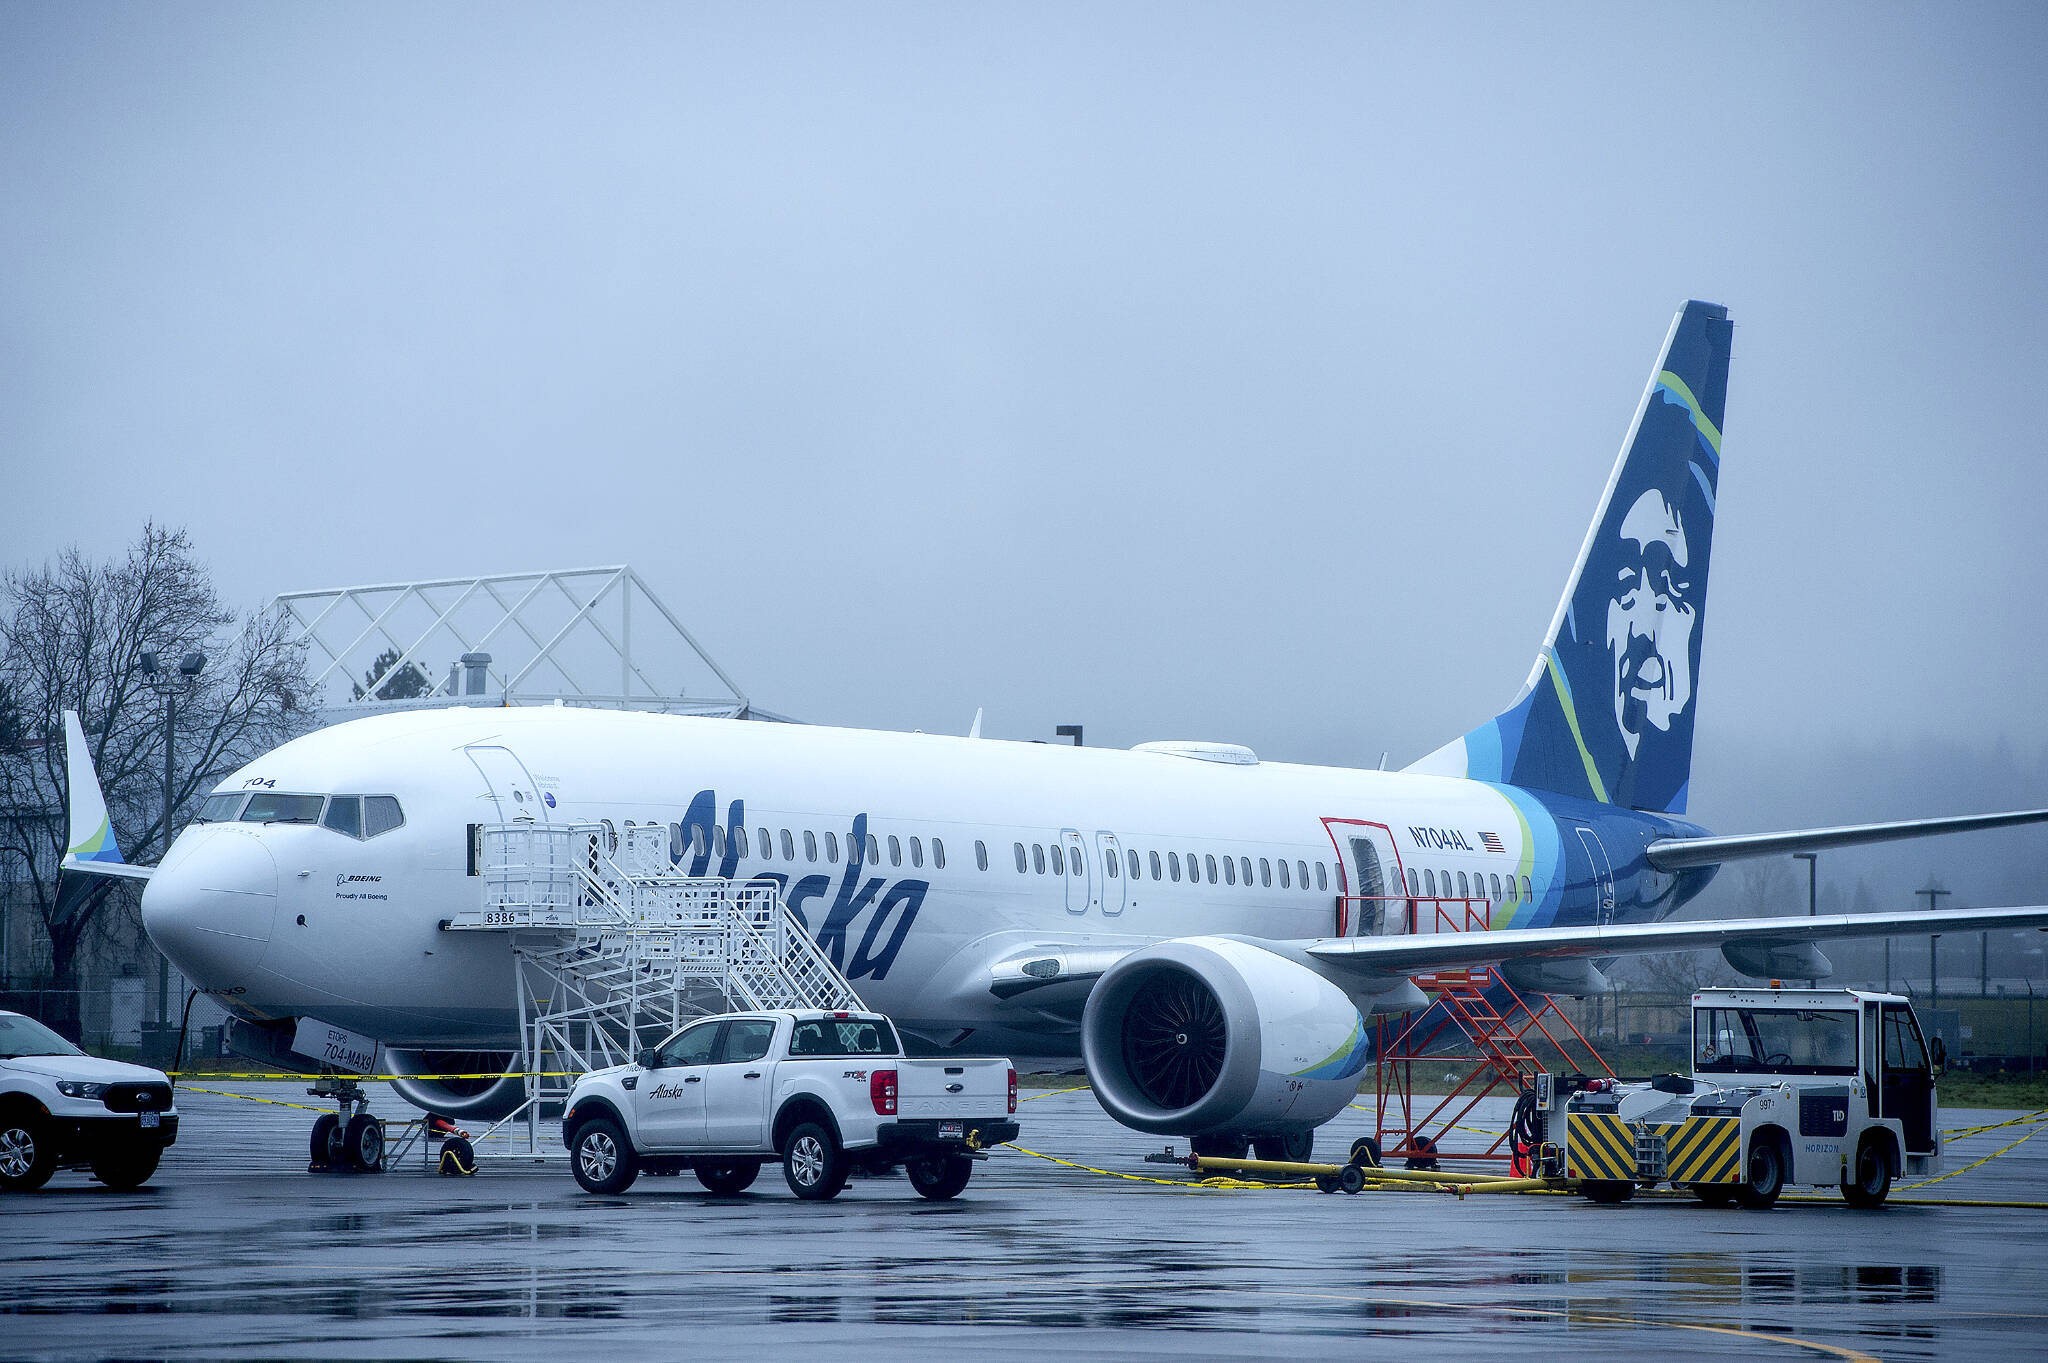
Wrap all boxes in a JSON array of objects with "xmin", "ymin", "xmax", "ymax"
[{"xmin": 1607, "ymin": 487, "xmax": 1696, "ymax": 758}]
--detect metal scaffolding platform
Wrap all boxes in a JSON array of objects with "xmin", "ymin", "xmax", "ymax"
[{"xmin": 444, "ymin": 822, "xmax": 865, "ymax": 1156}]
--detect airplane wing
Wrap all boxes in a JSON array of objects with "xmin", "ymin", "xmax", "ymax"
[
  {"xmin": 1646, "ymin": 807, "xmax": 2048, "ymax": 870},
  {"xmin": 59, "ymin": 709, "xmax": 156, "ymax": 882},
  {"xmin": 1302, "ymin": 903, "xmax": 2048, "ymax": 982}
]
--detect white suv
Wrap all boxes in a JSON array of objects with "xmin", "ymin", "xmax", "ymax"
[{"xmin": 0, "ymin": 1010, "xmax": 179, "ymax": 1191}]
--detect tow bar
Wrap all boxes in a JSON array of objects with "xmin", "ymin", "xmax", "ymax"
[{"xmin": 1146, "ymin": 1148, "xmax": 1567, "ymax": 1197}]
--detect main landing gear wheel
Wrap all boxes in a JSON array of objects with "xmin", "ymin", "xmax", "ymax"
[
  {"xmin": 906, "ymin": 1154, "xmax": 974, "ymax": 1200},
  {"xmin": 570, "ymin": 1118, "xmax": 639, "ymax": 1194},
  {"xmin": 1252, "ymin": 1132, "xmax": 1314, "ymax": 1163},
  {"xmin": 695, "ymin": 1160, "xmax": 762, "ymax": 1195},
  {"xmin": 1841, "ymin": 1136, "xmax": 1892, "ymax": 1209},
  {"xmin": 341, "ymin": 1114, "xmax": 384, "ymax": 1172},
  {"xmin": 782, "ymin": 1122, "xmax": 848, "ymax": 1201}
]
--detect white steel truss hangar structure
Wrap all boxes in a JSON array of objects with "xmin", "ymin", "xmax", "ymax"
[{"xmin": 273, "ymin": 566, "xmax": 787, "ymax": 727}]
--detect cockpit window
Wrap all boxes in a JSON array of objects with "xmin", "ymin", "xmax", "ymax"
[
  {"xmin": 364, "ymin": 796, "xmax": 405, "ymax": 837},
  {"xmin": 196, "ymin": 793, "xmax": 247, "ymax": 823},
  {"xmin": 323, "ymin": 796, "xmax": 362, "ymax": 838},
  {"xmin": 240, "ymin": 793, "xmax": 324, "ymax": 824}
]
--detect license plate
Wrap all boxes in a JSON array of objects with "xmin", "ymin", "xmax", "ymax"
[
  {"xmin": 139, "ymin": 1112, "xmax": 160, "ymax": 1129},
  {"xmin": 939, "ymin": 1121, "xmax": 963, "ymax": 1139}
]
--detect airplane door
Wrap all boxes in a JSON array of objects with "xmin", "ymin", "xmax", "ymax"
[
  {"xmin": 466, "ymin": 745, "xmax": 549, "ymax": 823},
  {"xmin": 1574, "ymin": 826, "xmax": 1616, "ymax": 925},
  {"xmin": 1061, "ymin": 828, "xmax": 1090, "ymax": 915},
  {"xmin": 1096, "ymin": 831, "xmax": 1126, "ymax": 916},
  {"xmin": 1322, "ymin": 820, "xmax": 1405, "ymax": 936}
]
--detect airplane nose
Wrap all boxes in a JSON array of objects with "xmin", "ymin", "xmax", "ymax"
[{"xmin": 142, "ymin": 827, "xmax": 280, "ymax": 981}]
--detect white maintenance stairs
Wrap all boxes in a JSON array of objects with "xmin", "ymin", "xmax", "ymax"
[{"xmin": 443, "ymin": 822, "xmax": 866, "ymax": 1155}]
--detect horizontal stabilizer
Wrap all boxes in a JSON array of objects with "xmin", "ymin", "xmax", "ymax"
[
  {"xmin": 1646, "ymin": 807, "xmax": 2048, "ymax": 871},
  {"xmin": 60, "ymin": 709, "xmax": 155, "ymax": 882},
  {"xmin": 1302, "ymin": 903, "xmax": 2048, "ymax": 982}
]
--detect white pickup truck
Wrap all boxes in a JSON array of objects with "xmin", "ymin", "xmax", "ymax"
[{"xmin": 562, "ymin": 1009, "xmax": 1019, "ymax": 1200}]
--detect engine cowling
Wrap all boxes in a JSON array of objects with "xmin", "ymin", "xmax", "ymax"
[
  {"xmin": 384, "ymin": 1050, "xmax": 528, "ymax": 1120},
  {"xmin": 1081, "ymin": 936, "xmax": 1369, "ymax": 1137}
]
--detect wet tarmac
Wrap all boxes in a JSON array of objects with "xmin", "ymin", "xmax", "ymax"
[{"xmin": 4, "ymin": 1082, "xmax": 2046, "ymax": 1361}]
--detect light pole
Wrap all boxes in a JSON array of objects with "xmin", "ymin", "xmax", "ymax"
[
  {"xmin": 139, "ymin": 649, "xmax": 205, "ymax": 1039},
  {"xmin": 1917, "ymin": 885, "xmax": 1949, "ymax": 1016},
  {"xmin": 1793, "ymin": 852, "xmax": 1818, "ymax": 987}
]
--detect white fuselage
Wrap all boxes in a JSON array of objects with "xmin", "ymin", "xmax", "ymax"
[{"xmin": 142, "ymin": 705, "xmax": 1659, "ymax": 1058}]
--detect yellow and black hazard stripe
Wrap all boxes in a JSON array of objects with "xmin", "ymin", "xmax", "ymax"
[
  {"xmin": 1666, "ymin": 1115, "xmax": 1741, "ymax": 1185},
  {"xmin": 1567, "ymin": 1111, "xmax": 1638, "ymax": 1182}
]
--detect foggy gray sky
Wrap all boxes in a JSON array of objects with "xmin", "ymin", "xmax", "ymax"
[{"xmin": 5, "ymin": 5, "xmax": 2046, "ymax": 913}]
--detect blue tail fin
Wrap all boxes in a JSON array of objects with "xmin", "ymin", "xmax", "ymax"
[{"xmin": 1410, "ymin": 300, "xmax": 1732, "ymax": 814}]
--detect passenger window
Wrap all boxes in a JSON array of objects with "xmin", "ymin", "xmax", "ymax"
[
  {"xmin": 757, "ymin": 828, "xmax": 772, "ymax": 860},
  {"xmin": 1239, "ymin": 856, "xmax": 1253, "ymax": 886},
  {"xmin": 1223, "ymin": 856, "xmax": 1236, "ymax": 886},
  {"xmin": 867, "ymin": 834, "xmax": 879, "ymax": 865},
  {"xmin": 1459, "ymin": 871, "xmax": 1471, "ymax": 898},
  {"xmin": 1296, "ymin": 860, "xmax": 1310, "ymax": 890},
  {"xmin": 1259, "ymin": 857, "xmax": 1271, "ymax": 887},
  {"xmin": 825, "ymin": 831, "xmax": 839, "ymax": 863},
  {"xmin": 1405, "ymin": 867, "xmax": 1418, "ymax": 896},
  {"xmin": 1014, "ymin": 842, "xmax": 1027, "ymax": 872},
  {"xmin": 658, "ymin": 1020, "xmax": 720, "ymax": 1067},
  {"xmin": 1051, "ymin": 844, "xmax": 1065, "ymax": 875},
  {"xmin": 322, "ymin": 796, "xmax": 362, "ymax": 839},
  {"xmin": 1490, "ymin": 873, "xmax": 1502, "ymax": 901},
  {"xmin": 719, "ymin": 1019, "xmax": 777, "ymax": 1064},
  {"xmin": 933, "ymin": 838, "xmax": 946, "ymax": 870},
  {"xmin": 1205, "ymin": 855, "xmax": 1218, "ymax": 884},
  {"xmin": 1033, "ymin": 845, "xmax": 1046, "ymax": 874},
  {"xmin": 1168, "ymin": 852, "xmax": 1181, "ymax": 882},
  {"xmin": 889, "ymin": 835, "xmax": 902, "ymax": 867},
  {"xmin": 1150, "ymin": 850, "xmax": 1162, "ymax": 880},
  {"xmin": 1188, "ymin": 851, "xmax": 1202, "ymax": 881},
  {"xmin": 1424, "ymin": 869, "xmax": 1437, "ymax": 897},
  {"xmin": 1521, "ymin": 875, "xmax": 1532, "ymax": 900},
  {"xmin": 690, "ymin": 824, "xmax": 707, "ymax": 857},
  {"xmin": 910, "ymin": 836, "xmax": 923, "ymax": 868},
  {"xmin": 1105, "ymin": 848, "xmax": 1118, "ymax": 877},
  {"xmin": 1279, "ymin": 859, "xmax": 1292, "ymax": 889},
  {"xmin": 781, "ymin": 829, "xmax": 796, "ymax": 861},
  {"xmin": 1128, "ymin": 849, "xmax": 1141, "ymax": 880},
  {"xmin": 977, "ymin": 840, "xmax": 990, "ymax": 872},
  {"xmin": 364, "ymin": 796, "xmax": 404, "ymax": 837},
  {"xmin": 1315, "ymin": 863, "xmax": 1328, "ymax": 892},
  {"xmin": 803, "ymin": 830, "xmax": 818, "ymax": 862},
  {"xmin": 712, "ymin": 824, "xmax": 726, "ymax": 858}
]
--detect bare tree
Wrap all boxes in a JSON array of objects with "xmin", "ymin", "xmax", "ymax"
[{"xmin": 0, "ymin": 526, "xmax": 311, "ymax": 1027}]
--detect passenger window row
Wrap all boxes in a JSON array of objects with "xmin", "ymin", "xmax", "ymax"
[
  {"xmin": 1404, "ymin": 865, "xmax": 1532, "ymax": 904},
  {"xmin": 1010, "ymin": 840, "xmax": 1331, "ymax": 892}
]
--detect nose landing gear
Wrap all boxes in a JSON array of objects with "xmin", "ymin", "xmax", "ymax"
[{"xmin": 307, "ymin": 1073, "xmax": 384, "ymax": 1173}]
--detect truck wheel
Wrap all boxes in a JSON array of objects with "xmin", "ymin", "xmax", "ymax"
[
  {"xmin": 906, "ymin": 1154, "xmax": 973, "ymax": 1200},
  {"xmin": 91, "ymin": 1147, "xmax": 162, "ymax": 1190},
  {"xmin": 782, "ymin": 1122, "xmax": 848, "ymax": 1200},
  {"xmin": 0, "ymin": 1113, "xmax": 58, "ymax": 1192},
  {"xmin": 310, "ymin": 1113, "xmax": 342, "ymax": 1166},
  {"xmin": 342, "ymin": 1115, "xmax": 384, "ymax": 1172},
  {"xmin": 1737, "ymin": 1136, "xmax": 1785, "ymax": 1209},
  {"xmin": 695, "ymin": 1160, "xmax": 762, "ymax": 1195},
  {"xmin": 571, "ymin": 1118, "xmax": 639, "ymax": 1194},
  {"xmin": 1841, "ymin": 1137, "xmax": 1893, "ymax": 1208},
  {"xmin": 1581, "ymin": 1179, "xmax": 1636, "ymax": 1204}
]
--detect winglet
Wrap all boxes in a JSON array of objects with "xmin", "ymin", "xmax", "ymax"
[{"xmin": 61, "ymin": 710, "xmax": 153, "ymax": 881}]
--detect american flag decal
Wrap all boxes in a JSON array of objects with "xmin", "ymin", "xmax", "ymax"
[{"xmin": 1478, "ymin": 831, "xmax": 1505, "ymax": 853}]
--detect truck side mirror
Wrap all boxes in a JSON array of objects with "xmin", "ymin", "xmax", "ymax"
[
  {"xmin": 637, "ymin": 1048, "xmax": 660, "ymax": 1071},
  {"xmin": 1929, "ymin": 1036, "xmax": 1947, "ymax": 1073}
]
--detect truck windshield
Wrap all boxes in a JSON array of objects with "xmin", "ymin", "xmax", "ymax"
[
  {"xmin": 0, "ymin": 1013, "xmax": 87, "ymax": 1058},
  {"xmin": 1695, "ymin": 1006, "xmax": 1858, "ymax": 1075},
  {"xmin": 788, "ymin": 1017, "xmax": 899, "ymax": 1057}
]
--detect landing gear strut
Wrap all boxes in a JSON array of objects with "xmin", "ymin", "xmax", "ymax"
[{"xmin": 308, "ymin": 1072, "xmax": 384, "ymax": 1173}]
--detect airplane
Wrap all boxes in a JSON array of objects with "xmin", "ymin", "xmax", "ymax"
[{"xmin": 63, "ymin": 300, "xmax": 2048, "ymax": 1160}]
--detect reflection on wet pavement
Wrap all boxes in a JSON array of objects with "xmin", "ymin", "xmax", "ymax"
[{"xmin": 2, "ymin": 1085, "xmax": 2042, "ymax": 1361}]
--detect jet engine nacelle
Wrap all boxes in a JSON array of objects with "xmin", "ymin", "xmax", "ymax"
[
  {"xmin": 384, "ymin": 1050, "xmax": 528, "ymax": 1120},
  {"xmin": 1081, "ymin": 936, "xmax": 1370, "ymax": 1137}
]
